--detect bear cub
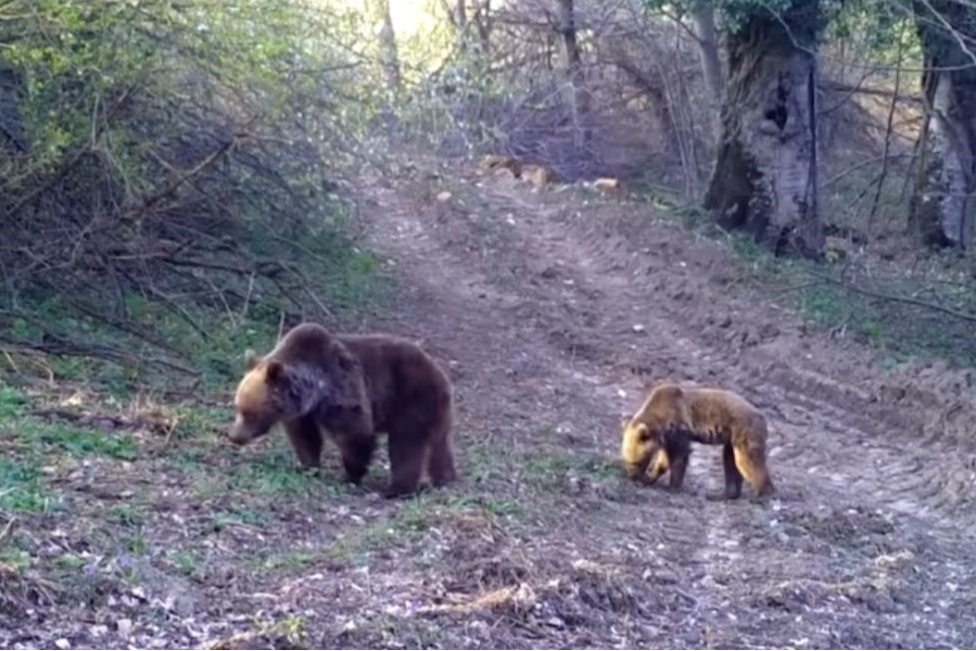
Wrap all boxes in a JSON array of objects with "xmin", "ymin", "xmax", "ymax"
[
  {"xmin": 620, "ymin": 381, "xmax": 774, "ymax": 500},
  {"xmin": 229, "ymin": 322, "xmax": 457, "ymax": 498}
]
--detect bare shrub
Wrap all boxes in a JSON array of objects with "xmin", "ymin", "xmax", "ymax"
[
  {"xmin": 0, "ymin": 1, "xmax": 386, "ymax": 376},
  {"xmin": 389, "ymin": 0, "xmax": 893, "ymax": 206}
]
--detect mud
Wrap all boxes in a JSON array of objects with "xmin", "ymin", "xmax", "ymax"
[{"xmin": 358, "ymin": 162, "xmax": 976, "ymax": 648}]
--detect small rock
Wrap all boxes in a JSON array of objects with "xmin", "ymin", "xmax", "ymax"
[
  {"xmin": 116, "ymin": 618, "xmax": 133, "ymax": 638},
  {"xmin": 435, "ymin": 191, "xmax": 452, "ymax": 202},
  {"xmin": 632, "ymin": 324, "xmax": 646, "ymax": 333},
  {"xmin": 55, "ymin": 639, "xmax": 70, "ymax": 649}
]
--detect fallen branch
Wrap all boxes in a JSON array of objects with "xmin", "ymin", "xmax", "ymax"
[
  {"xmin": 809, "ymin": 272, "xmax": 976, "ymax": 323},
  {"xmin": 0, "ymin": 340, "xmax": 197, "ymax": 376}
]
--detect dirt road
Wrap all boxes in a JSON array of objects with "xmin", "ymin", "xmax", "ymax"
[
  {"xmin": 6, "ymin": 157, "xmax": 976, "ymax": 650},
  {"xmin": 354, "ymin": 162, "xmax": 976, "ymax": 648}
]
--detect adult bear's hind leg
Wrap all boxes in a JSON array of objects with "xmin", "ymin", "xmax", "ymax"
[
  {"xmin": 385, "ymin": 425, "xmax": 428, "ymax": 499},
  {"xmin": 426, "ymin": 423, "xmax": 457, "ymax": 487}
]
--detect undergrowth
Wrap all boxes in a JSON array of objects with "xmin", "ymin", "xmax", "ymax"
[
  {"xmin": 637, "ymin": 189, "xmax": 976, "ymax": 369},
  {"xmin": 0, "ymin": 229, "xmax": 386, "ymax": 395},
  {"xmin": 0, "ymin": 0, "xmax": 392, "ymax": 394}
]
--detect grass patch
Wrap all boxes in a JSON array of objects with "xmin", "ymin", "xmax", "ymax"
[
  {"xmin": 447, "ymin": 494, "xmax": 523, "ymax": 518},
  {"xmin": 169, "ymin": 550, "xmax": 203, "ymax": 577},
  {"xmin": 0, "ymin": 228, "xmax": 388, "ymax": 396},
  {"xmin": 109, "ymin": 503, "xmax": 147, "ymax": 527},
  {"xmin": 20, "ymin": 419, "xmax": 139, "ymax": 461},
  {"xmin": 211, "ymin": 507, "xmax": 272, "ymax": 530},
  {"xmin": 634, "ymin": 192, "xmax": 976, "ymax": 369},
  {"xmin": 225, "ymin": 447, "xmax": 350, "ymax": 499},
  {"xmin": 0, "ymin": 385, "xmax": 144, "ymax": 514},
  {"xmin": 521, "ymin": 445, "xmax": 620, "ymax": 490},
  {"xmin": 463, "ymin": 438, "xmax": 513, "ymax": 485},
  {"xmin": 169, "ymin": 404, "xmax": 235, "ymax": 442},
  {"xmin": 250, "ymin": 497, "xmax": 444, "ymax": 573},
  {"xmin": 0, "ymin": 459, "xmax": 56, "ymax": 514},
  {"xmin": 1, "ymin": 406, "xmax": 139, "ymax": 462}
]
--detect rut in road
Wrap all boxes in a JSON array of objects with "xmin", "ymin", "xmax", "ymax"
[
  {"xmin": 477, "ymin": 180, "xmax": 976, "ymax": 532},
  {"xmin": 361, "ymin": 169, "xmax": 976, "ymax": 648}
]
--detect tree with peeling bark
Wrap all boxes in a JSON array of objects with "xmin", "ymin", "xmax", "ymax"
[
  {"xmin": 703, "ymin": 0, "xmax": 825, "ymax": 260},
  {"xmin": 910, "ymin": 0, "xmax": 976, "ymax": 250}
]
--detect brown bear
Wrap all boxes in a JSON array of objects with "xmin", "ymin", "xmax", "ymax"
[
  {"xmin": 620, "ymin": 381, "xmax": 774, "ymax": 500},
  {"xmin": 228, "ymin": 322, "xmax": 457, "ymax": 498}
]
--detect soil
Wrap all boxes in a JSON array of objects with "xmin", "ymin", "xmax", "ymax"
[
  {"xmin": 3, "ymin": 156, "xmax": 976, "ymax": 649},
  {"xmin": 356, "ymin": 160, "xmax": 976, "ymax": 648}
]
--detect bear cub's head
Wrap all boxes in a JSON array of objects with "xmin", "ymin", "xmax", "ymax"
[
  {"xmin": 620, "ymin": 418, "xmax": 665, "ymax": 481},
  {"xmin": 228, "ymin": 349, "xmax": 308, "ymax": 446},
  {"xmin": 620, "ymin": 384, "xmax": 684, "ymax": 482}
]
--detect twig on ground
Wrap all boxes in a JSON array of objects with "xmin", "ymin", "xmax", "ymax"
[
  {"xmin": 771, "ymin": 279, "xmax": 824, "ymax": 298},
  {"xmin": 0, "ymin": 517, "xmax": 15, "ymax": 545},
  {"xmin": 163, "ymin": 414, "xmax": 180, "ymax": 447},
  {"xmin": 809, "ymin": 271, "xmax": 976, "ymax": 323}
]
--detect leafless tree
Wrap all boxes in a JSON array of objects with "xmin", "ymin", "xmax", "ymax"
[
  {"xmin": 703, "ymin": 0, "xmax": 824, "ymax": 260},
  {"xmin": 910, "ymin": 0, "xmax": 976, "ymax": 249}
]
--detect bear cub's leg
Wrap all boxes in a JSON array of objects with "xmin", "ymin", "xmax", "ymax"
[
  {"xmin": 720, "ymin": 442, "xmax": 744, "ymax": 500},
  {"xmin": 733, "ymin": 443, "xmax": 775, "ymax": 499},
  {"xmin": 664, "ymin": 437, "xmax": 691, "ymax": 491}
]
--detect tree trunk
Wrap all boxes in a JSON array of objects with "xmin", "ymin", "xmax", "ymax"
[
  {"xmin": 454, "ymin": 0, "xmax": 467, "ymax": 31},
  {"xmin": 474, "ymin": 0, "xmax": 492, "ymax": 56},
  {"xmin": 691, "ymin": 4, "xmax": 724, "ymax": 139},
  {"xmin": 910, "ymin": 0, "xmax": 976, "ymax": 249},
  {"xmin": 448, "ymin": 0, "xmax": 492, "ymax": 56},
  {"xmin": 703, "ymin": 0, "xmax": 823, "ymax": 260},
  {"xmin": 0, "ymin": 62, "xmax": 27, "ymax": 154},
  {"xmin": 553, "ymin": 0, "xmax": 588, "ymax": 149},
  {"xmin": 374, "ymin": 0, "xmax": 401, "ymax": 94}
]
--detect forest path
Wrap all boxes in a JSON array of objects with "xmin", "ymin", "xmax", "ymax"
[{"xmin": 355, "ymin": 160, "xmax": 976, "ymax": 648}]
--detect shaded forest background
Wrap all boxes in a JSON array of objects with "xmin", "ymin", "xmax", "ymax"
[
  {"xmin": 5, "ymin": 3, "xmax": 976, "ymax": 647},
  {"xmin": 2, "ymin": 0, "xmax": 976, "ymax": 383}
]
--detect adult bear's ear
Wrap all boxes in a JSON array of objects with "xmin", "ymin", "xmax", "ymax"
[
  {"xmin": 265, "ymin": 360, "xmax": 287, "ymax": 385},
  {"xmin": 244, "ymin": 348, "xmax": 260, "ymax": 371}
]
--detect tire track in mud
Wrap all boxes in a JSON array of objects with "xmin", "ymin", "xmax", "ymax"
[
  {"xmin": 498, "ymin": 184, "xmax": 976, "ymax": 640},
  {"xmin": 362, "ymin": 186, "xmax": 737, "ymax": 636},
  {"xmin": 363, "ymin": 178, "xmax": 976, "ymax": 646},
  {"xmin": 493, "ymin": 186, "xmax": 976, "ymax": 531},
  {"xmin": 458, "ymin": 182, "xmax": 976, "ymax": 643}
]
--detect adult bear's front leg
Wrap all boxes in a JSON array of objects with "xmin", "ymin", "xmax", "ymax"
[
  {"xmin": 324, "ymin": 404, "xmax": 376, "ymax": 486},
  {"xmin": 283, "ymin": 416, "xmax": 324, "ymax": 470}
]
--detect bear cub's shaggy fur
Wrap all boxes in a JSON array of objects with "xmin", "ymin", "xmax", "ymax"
[{"xmin": 621, "ymin": 381, "xmax": 774, "ymax": 500}]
